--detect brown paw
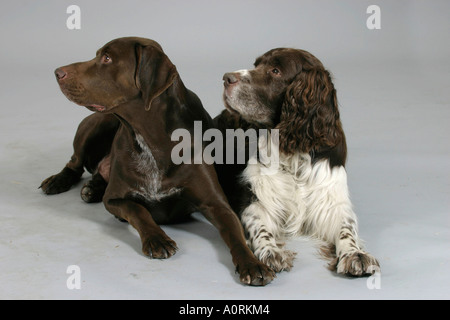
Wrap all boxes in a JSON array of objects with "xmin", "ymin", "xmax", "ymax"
[
  {"xmin": 237, "ymin": 260, "xmax": 276, "ymax": 286},
  {"xmin": 80, "ymin": 179, "xmax": 106, "ymax": 203},
  {"xmin": 336, "ymin": 251, "xmax": 380, "ymax": 277},
  {"xmin": 142, "ymin": 234, "xmax": 178, "ymax": 259},
  {"xmin": 40, "ymin": 167, "xmax": 82, "ymax": 194}
]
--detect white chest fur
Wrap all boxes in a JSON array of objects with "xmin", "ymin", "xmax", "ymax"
[
  {"xmin": 240, "ymin": 138, "xmax": 378, "ymax": 275},
  {"xmin": 132, "ymin": 134, "xmax": 180, "ymax": 202},
  {"xmin": 242, "ymin": 151, "xmax": 353, "ymax": 241}
]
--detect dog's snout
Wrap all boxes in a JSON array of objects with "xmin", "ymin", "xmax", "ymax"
[
  {"xmin": 55, "ymin": 68, "xmax": 67, "ymax": 80},
  {"xmin": 223, "ymin": 72, "xmax": 240, "ymax": 87}
]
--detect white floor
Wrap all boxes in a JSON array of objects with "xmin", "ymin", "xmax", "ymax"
[
  {"xmin": 0, "ymin": 1, "xmax": 449, "ymax": 300},
  {"xmin": 1, "ymin": 59, "xmax": 448, "ymax": 300}
]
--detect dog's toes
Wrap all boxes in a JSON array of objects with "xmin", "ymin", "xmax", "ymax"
[
  {"xmin": 40, "ymin": 168, "xmax": 81, "ymax": 195},
  {"xmin": 80, "ymin": 181, "xmax": 105, "ymax": 203},
  {"xmin": 41, "ymin": 174, "xmax": 71, "ymax": 194},
  {"xmin": 260, "ymin": 248, "xmax": 296, "ymax": 273},
  {"xmin": 80, "ymin": 185, "xmax": 95, "ymax": 202},
  {"xmin": 142, "ymin": 234, "xmax": 178, "ymax": 259},
  {"xmin": 39, "ymin": 176, "xmax": 54, "ymax": 192},
  {"xmin": 336, "ymin": 251, "xmax": 380, "ymax": 277},
  {"xmin": 237, "ymin": 260, "xmax": 276, "ymax": 286}
]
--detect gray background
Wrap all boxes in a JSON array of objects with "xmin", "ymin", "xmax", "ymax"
[{"xmin": 0, "ymin": 0, "xmax": 448, "ymax": 299}]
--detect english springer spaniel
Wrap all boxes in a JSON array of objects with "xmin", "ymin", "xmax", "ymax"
[{"xmin": 214, "ymin": 48, "xmax": 380, "ymax": 277}]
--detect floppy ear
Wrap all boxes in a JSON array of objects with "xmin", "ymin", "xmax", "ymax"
[
  {"xmin": 135, "ymin": 44, "xmax": 178, "ymax": 111},
  {"xmin": 276, "ymin": 68, "xmax": 343, "ymax": 155}
]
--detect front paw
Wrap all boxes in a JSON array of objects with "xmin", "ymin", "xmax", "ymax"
[
  {"xmin": 237, "ymin": 260, "xmax": 276, "ymax": 286},
  {"xmin": 142, "ymin": 234, "xmax": 178, "ymax": 259},
  {"xmin": 336, "ymin": 251, "xmax": 380, "ymax": 277},
  {"xmin": 258, "ymin": 247, "xmax": 296, "ymax": 273},
  {"xmin": 40, "ymin": 167, "xmax": 82, "ymax": 194}
]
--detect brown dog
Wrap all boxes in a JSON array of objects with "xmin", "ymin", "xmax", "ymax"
[{"xmin": 40, "ymin": 37, "xmax": 274, "ymax": 285}]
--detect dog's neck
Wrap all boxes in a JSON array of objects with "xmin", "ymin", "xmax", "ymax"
[{"xmin": 112, "ymin": 77, "xmax": 189, "ymax": 159}]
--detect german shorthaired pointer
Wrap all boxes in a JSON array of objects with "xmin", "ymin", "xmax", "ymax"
[{"xmin": 41, "ymin": 37, "xmax": 275, "ymax": 286}]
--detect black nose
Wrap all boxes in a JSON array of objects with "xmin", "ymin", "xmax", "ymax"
[
  {"xmin": 55, "ymin": 68, "xmax": 67, "ymax": 80},
  {"xmin": 223, "ymin": 72, "xmax": 239, "ymax": 86}
]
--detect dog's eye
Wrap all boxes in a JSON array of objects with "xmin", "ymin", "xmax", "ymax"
[
  {"xmin": 270, "ymin": 68, "xmax": 280, "ymax": 75},
  {"xmin": 102, "ymin": 54, "xmax": 112, "ymax": 64}
]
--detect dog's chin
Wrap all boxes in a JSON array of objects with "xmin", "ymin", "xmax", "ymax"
[
  {"xmin": 222, "ymin": 92, "xmax": 275, "ymax": 128},
  {"xmin": 63, "ymin": 94, "xmax": 112, "ymax": 113},
  {"xmin": 58, "ymin": 86, "xmax": 115, "ymax": 113},
  {"xmin": 223, "ymin": 94, "xmax": 240, "ymax": 116},
  {"xmin": 223, "ymin": 98, "xmax": 256, "ymax": 124},
  {"xmin": 66, "ymin": 97, "xmax": 110, "ymax": 113},
  {"xmin": 224, "ymin": 102, "xmax": 240, "ymax": 116},
  {"xmin": 66, "ymin": 96, "xmax": 111, "ymax": 113}
]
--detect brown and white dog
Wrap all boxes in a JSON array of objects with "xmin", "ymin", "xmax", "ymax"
[{"xmin": 214, "ymin": 48, "xmax": 380, "ymax": 276}]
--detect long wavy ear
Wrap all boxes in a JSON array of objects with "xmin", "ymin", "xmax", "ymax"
[
  {"xmin": 276, "ymin": 68, "xmax": 343, "ymax": 155},
  {"xmin": 135, "ymin": 44, "xmax": 178, "ymax": 111}
]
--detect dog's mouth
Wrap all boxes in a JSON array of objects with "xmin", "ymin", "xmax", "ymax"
[
  {"xmin": 58, "ymin": 86, "xmax": 108, "ymax": 113},
  {"xmin": 86, "ymin": 104, "xmax": 107, "ymax": 112},
  {"xmin": 224, "ymin": 103, "xmax": 239, "ymax": 116},
  {"xmin": 56, "ymin": 74, "xmax": 115, "ymax": 113},
  {"xmin": 222, "ymin": 86, "xmax": 241, "ymax": 114}
]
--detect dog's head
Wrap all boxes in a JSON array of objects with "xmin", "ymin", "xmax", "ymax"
[
  {"xmin": 55, "ymin": 37, "xmax": 177, "ymax": 113},
  {"xmin": 223, "ymin": 48, "xmax": 343, "ymax": 155}
]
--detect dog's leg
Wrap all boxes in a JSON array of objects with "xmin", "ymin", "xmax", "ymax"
[
  {"xmin": 329, "ymin": 216, "xmax": 380, "ymax": 277},
  {"xmin": 204, "ymin": 202, "xmax": 276, "ymax": 286},
  {"xmin": 40, "ymin": 166, "xmax": 84, "ymax": 195},
  {"xmin": 241, "ymin": 201, "xmax": 296, "ymax": 273},
  {"xmin": 80, "ymin": 154, "xmax": 110, "ymax": 203},
  {"xmin": 40, "ymin": 113, "xmax": 118, "ymax": 195},
  {"xmin": 305, "ymin": 164, "xmax": 380, "ymax": 276},
  {"xmin": 238, "ymin": 159, "xmax": 297, "ymax": 273},
  {"xmin": 186, "ymin": 165, "xmax": 275, "ymax": 286},
  {"xmin": 105, "ymin": 199, "xmax": 178, "ymax": 259},
  {"xmin": 80, "ymin": 172, "xmax": 107, "ymax": 203}
]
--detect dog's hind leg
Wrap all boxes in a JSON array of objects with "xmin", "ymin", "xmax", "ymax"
[
  {"xmin": 81, "ymin": 172, "xmax": 107, "ymax": 203},
  {"xmin": 40, "ymin": 113, "xmax": 119, "ymax": 195},
  {"xmin": 80, "ymin": 154, "xmax": 110, "ymax": 203}
]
